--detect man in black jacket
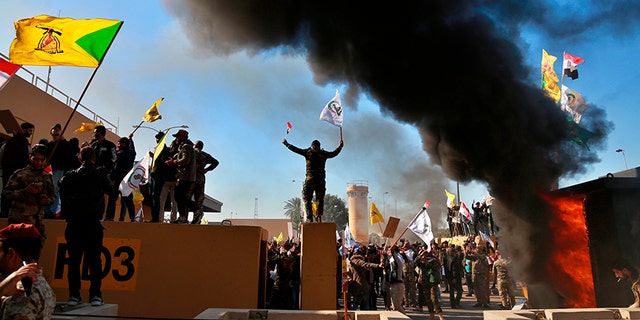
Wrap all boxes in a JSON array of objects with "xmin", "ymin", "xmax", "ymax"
[{"xmin": 59, "ymin": 146, "xmax": 111, "ymax": 306}]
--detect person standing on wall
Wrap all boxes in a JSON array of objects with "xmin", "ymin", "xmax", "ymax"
[
  {"xmin": 59, "ymin": 146, "xmax": 112, "ymax": 306},
  {"xmin": 282, "ymin": 138, "xmax": 343, "ymax": 223}
]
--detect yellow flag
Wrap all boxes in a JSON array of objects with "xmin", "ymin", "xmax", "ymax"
[
  {"xmin": 74, "ymin": 121, "xmax": 102, "ymax": 133},
  {"xmin": 10, "ymin": 15, "xmax": 122, "ymax": 67},
  {"xmin": 152, "ymin": 129, "xmax": 169, "ymax": 170},
  {"xmin": 541, "ymin": 49, "xmax": 561, "ymax": 102},
  {"xmin": 370, "ymin": 202, "xmax": 385, "ymax": 225},
  {"xmin": 142, "ymin": 97, "xmax": 163, "ymax": 123},
  {"xmin": 274, "ymin": 232, "xmax": 284, "ymax": 243},
  {"xmin": 445, "ymin": 189, "xmax": 456, "ymax": 208},
  {"xmin": 311, "ymin": 201, "xmax": 318, "ymax": 216}
]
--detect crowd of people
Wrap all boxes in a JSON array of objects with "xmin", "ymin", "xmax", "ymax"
[
  {"xmin": 447, "ymin": 200, "xmax": 497, "ymax": 237},
  {"xmin": 0, "ymin": 121, "xmax": 219, "ymax": 316},
  {"xmin": 264, "ymin": 234, "xmax": 519, "ymax": 319},
  {"xmin": 0, "ymin": 121, "xmax": 639, "ymax": 319},
  {"xmin": 0, "ymin": 123, "xmax": 219, "ymax": 225}
]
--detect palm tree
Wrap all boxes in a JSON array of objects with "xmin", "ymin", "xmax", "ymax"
[{"xmin": 283, "ymin": 197, "xmax": 302, "ymax": 230}]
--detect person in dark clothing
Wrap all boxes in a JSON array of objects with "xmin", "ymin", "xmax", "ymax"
[
  {"xmin": 167, "ymin": 130, "xmax": 195, "ymax": 223},
  {"xmin": 444, "ymin": 246, "xmax": 463, "ymax": 308},
  {"xmin": 149, "ymin": 131, "xmax": 176, "ymax": 223},
  {"xmin": 268, "ymin": 241, "xmax": 296, "ymax": 309},
  {"xmin": 105, "ymin": 136, "xmax": 136, "ymax": 221},
  {"xmin": 45, "ymin": 123, "xmax": 76, "ymax": 218},
  {"xmin": 59, "ymin": 146, "xmax": 112, "ymax": 306},
  {"xmin": 1, "ymin": 122, "xmax": 35, "ymax": 218},
  {"xmin": 90, "ymin": 125, "xmax": 116, "ymax": 175},
  {"xmin": 282, "ymin": 138, "xmax": 343, "ymax": 222}
]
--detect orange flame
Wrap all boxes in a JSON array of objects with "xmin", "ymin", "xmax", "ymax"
[{"xmin": 542, "ymin": 194, "xmax": 596, "ymax": 308}]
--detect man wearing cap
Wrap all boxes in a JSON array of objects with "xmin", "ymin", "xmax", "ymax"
[
  {"xmin": 45, "ymin": 123, "xmax": 76, "ymax": 218},
  {"xmin": 167, "ymin": 129, "xmax": 195, "ymax": 223},
  {"xmin": 191, "ymin": 140, "xmax": 219, "ymax": 224},
  {"xmin": 59, "ymin": 146, "xmax": 112, "ymax": 306},
  {"xmin": 282, "ymin": 138, "xmax": 343, "ymax": 223},
  {"xmin": 2, "ymin": 144, "xmax": 55, "ymax": 239},
  {"xmin": 0, "ymin": 223, "xmax": 56, "ymax": 319}
]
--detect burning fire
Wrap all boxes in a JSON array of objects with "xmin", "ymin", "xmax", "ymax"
[{"xmin": 543, "ymin": 194, "xmax": 596, "ymax": 308}]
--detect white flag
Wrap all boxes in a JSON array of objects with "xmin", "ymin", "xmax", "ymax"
[
  {"xmin": 344, "ymin": 224, "xmax": 356, "ymax": 248},
  {"xmin": 479, "ymin": 230, "xmax": 495, "ymax": 248},
  {"xmin": 561, "ymin": 85, "xmax": 589, "ymax": 124},
  {"xmin": 319, "ymin": 89, "xmax": 343, "ymax": 127},
  {"xmin": 119, "ymin": 152, "xmax": 151, "ymax": 197},
  {"xmin": 407, "ymin": 201, "xmax": 434, "ymax": 246}
]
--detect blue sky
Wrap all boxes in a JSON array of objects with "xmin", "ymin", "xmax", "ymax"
[{"xmin": 1, "ymin": 1, "xmax": 638, "ymax": 229}]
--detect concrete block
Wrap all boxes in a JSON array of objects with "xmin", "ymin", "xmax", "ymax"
[
  {"xmin": 483, "ymin": 310, "xmax": 537, "ymax": 320},
  {"xmin": 544, "ymin": 308, "xmax": 616, "ymax": 320},
  {"xmin": 618, "ymin": 308, "xmax": 640, "ymax": 320},
  {"xmin": 52, "ymin": 303, "xmax": 117, "ymax": 319}
]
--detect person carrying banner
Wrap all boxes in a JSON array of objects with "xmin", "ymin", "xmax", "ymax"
[{"xmin": 282, "ymin": 138, "xmax": 343, "ymax": 222}]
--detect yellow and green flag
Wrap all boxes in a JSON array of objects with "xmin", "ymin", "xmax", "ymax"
[
  {"xmin": 143, "ymin": 97, "xmax": 164, "ymax": 123},
  {"xmin": 10, "ymin": 15, "xmax": 123, "ymax": 67},
  {"xmin": 541, "ymin": 49, "xmax": 561, "ymax": 103}
]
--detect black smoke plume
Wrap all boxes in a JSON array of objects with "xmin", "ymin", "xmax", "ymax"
[{"xmin": 164, "ymin": 0, "xmax": 624, "ymax": 306}]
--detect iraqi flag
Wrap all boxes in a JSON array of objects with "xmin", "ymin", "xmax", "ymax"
[
  {"xmin": 0, "ymin": 57, "xmax": 20, "ymax": 90},
  {"xmin": 563, "ymin": 52, "xmax": 584, "ymax": 80}
]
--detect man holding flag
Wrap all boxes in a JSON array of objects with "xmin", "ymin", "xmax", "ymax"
[{"xmin": 282, "ymin": 138, "xmax": 343, "ymax": 223}]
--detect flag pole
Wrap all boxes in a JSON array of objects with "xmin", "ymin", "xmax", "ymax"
[
  {"xmin": 339, "ymin": 126, "xmax": 343, "ymax": 140},
  {"xmin": 130, "ymin": 120, "xmax": 144, "ymax": 136},
  {"xmin": 46, "ymin": 64, "xmax": 104, "ymax": 166},
  {"xmin": 59, "ymin": 20, "xmax": 123, "ymax": 138},
  {"xmin": 341, "ymin": 230, "xmax": 349, "ymax": 320},
  {"xmin": 390, "ymin": 202, "xmax": 429, "ymax": 248}
]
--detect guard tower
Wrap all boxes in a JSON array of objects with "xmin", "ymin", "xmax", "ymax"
[{"xmin": 346, "ymin": 180, "xmax": 369, "ymax": 243}]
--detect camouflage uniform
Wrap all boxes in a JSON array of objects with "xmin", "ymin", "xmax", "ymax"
[
  {"xmin": 1, "ymin": 164, "xmax": 55, "ymax": 238},
  {"xmin": 493, "ymin": 257, "xmax": 516, "ymax": 309},
  {"xmin": 283, "ymin": 141, "xmax": 342, "ymax": 222},
  {"xmin": 0, "ymin": 274, "xmax": 56, "ymax": 319},
  {"xmin": 192, "ymin": 148, "xmax": 218, "ymax": 223},
  {"xmin": 467, "ymin": 250, "xmax": 491, "ymax": 306},
  {"xmin": 414, "ymin": 252, "xmax": 443, "ymax": 315}
]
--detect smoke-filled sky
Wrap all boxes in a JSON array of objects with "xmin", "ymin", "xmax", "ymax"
[{"xmin": 1, "ymin": 0, "xmax": 639, "ymax": 242}]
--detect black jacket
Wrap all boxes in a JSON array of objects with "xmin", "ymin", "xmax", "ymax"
[{"xmin": 59, "ymin": 161, "xmax": 111, "ymax": 224}]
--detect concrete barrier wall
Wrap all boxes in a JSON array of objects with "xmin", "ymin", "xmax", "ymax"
[
  {"xmin": 2, "ymin": 219, "xmax": 266, "ymax": 319},
  {"xmin": 300, "ymin": 223, "xmax": 337, "ymax": 310}
]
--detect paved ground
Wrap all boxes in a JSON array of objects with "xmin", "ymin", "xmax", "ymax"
[{"xmin": 340, "ymin": 283, "xmax": 526, "ymax": 320}]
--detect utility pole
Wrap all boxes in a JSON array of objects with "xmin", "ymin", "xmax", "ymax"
[{"xmin": 254, "ymin": 197, "xmax": 259, "ymax": 219}]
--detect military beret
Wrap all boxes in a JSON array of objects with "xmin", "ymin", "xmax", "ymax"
[{"xmin": 0, "ymin": 223, "xmax": 43, "ymax": 240}]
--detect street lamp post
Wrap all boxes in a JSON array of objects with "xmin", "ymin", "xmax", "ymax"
[
  {"xmin": 383, "ymin": 191, "xmax": 389, "ymax": 215},
  {"xmin": 131, "ymin": 124, "xmax": 189, "ymax": 135},
  {"xmin": 616, "ymin": 149, "xmax": 628, "ymax": 170}
]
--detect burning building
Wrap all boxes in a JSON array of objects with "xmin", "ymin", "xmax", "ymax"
[{"xmin": 526, "ymin": 168, "xmax": 640, "ymax": 308}]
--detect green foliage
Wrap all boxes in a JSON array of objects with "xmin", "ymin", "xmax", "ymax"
[{"xmin": 282, "ymin": 194, "xmax": 349, "ymax": 231}]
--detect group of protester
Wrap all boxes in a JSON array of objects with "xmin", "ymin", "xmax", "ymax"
[
  {"xmin": 0, "ymin": 121, "xmax": 219, "ymax": 316},
  {"xmin": 447, "ymin": 200, "xmax": 497, "ymax": 237}
]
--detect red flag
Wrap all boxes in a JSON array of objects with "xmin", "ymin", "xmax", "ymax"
[
  {"xmin": 286, "ymin": 121, "xmax": 292, "ymax": 134},
  {"xmin": 563, "ymin": 52, "xmax": 585, "ymax": 80},
  {"xmin": 460, "ymin": 201, "xmax": 472, "ymax": 222},
  {"xmin": 0, "ymin": 57, "xmax": 20, "ymax": 90}
]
